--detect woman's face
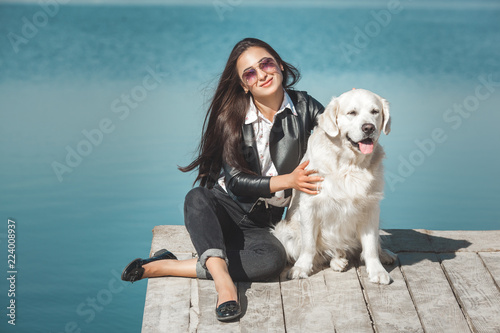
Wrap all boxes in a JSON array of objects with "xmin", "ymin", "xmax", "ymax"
[{"xmin": 236, "ymin": 46, "xmax": 284, "ymax": 100}]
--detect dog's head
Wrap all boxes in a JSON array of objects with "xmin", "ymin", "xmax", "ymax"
[{"xmin": 318, "ymin": 89, "xmax": 391, "ymax": 155}]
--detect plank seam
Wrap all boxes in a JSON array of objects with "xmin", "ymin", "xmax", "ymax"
[
  {"xmin": 189, "ymin": 278, "xmax": 199, "ymax": 333},
  {"xmin": 477, "ymin": 252, "xmax": 500, "ymax": 293},
  {"xmin": 189, "ymin": 254, "xmax": 198, "ymax": 333},
  {"xmin": 321, "ymin": 271, "xmax": 338, "ymax": 333},
  {"xmin": 278, "ymin": 274, "xmax": 288, "ymax": 333},
  {"xmin": 398, "ymin": 262, "xmax": 427, "ymax": 333},
  {"xmin": 355, "ymin": 265, "xmax": 377, "ymax": 333},
  {"xmin": 438, "ymin": 253, "xmax": 476, "ymax": 333}
]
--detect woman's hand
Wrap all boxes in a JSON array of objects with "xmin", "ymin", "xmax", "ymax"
[
  {"xmin": 270, "ymin": 160, "xmax": 324, "ymax": 195},
  {"xmin": 288, "ymin": 160, "xmax": 323, "ymax": 194}
]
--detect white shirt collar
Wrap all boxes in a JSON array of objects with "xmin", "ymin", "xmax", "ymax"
[{"xmin": 244, "ymin": 90, "xmax": 297, "ymax": 125}]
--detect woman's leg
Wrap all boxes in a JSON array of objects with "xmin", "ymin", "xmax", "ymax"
[
  {"xmin": 140, "ymin": 196, "xmax": 286, "ymax": 285},
  {"xmin": 183, "ymin": 187, "xmax": 287, "ymax": 283},
  {"xmin": 123, "ymin": 186, "xmax": 241, "ymax": 312},
  {"xmin": 142, "ymin": 258, "xmax": 198, "ymax": 278},
  {"xmin": 141, "ymin": 257, "xmax": 237, "ymax": 306},
  {"xmin": 184, "ymin": 186, "xmax": 242, "ymax": 306},
  {"xmin": 206, "ymin": 257, "xmax": 238, "ymax": 307}
]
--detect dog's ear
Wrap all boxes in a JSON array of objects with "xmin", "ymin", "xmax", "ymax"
[
  {"xmin": 381, "ymin": 98, "xmax": 391, "ymax": 135},
  {"xmin": 318, "ymin": 97, "xmax": 340, "ymax": 137}
]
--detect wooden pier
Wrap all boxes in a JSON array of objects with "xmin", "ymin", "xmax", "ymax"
[{"xmin": 142, "ymin": 226, "xmax": 500, "ymax": 332}]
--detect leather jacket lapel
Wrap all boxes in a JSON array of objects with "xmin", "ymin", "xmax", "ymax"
[
  {"xmin": 270, "ymin": 108, "xmax": 300, "ymax": 198},
  {"xmin": 242, "ymin": 109, "xmax": 300, "ymax": 180},
  {"xmin": 270, "ymin": 108, "xmax": 301, "ymax": 174},
  {"xmin": 242, "ymin": 123, "xmax": 262, "ymax": 175}
]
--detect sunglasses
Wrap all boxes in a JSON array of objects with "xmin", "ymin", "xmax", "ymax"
[{"xmin": 241, "ymin": 57, "xmax": 280, "ymax": 86}]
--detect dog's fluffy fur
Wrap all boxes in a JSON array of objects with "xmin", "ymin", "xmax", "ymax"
[{"xmin": 272, "ymin": 89, "xmax": 396, "ymax": 284}]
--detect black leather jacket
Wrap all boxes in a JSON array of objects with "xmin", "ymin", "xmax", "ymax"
[{"xmin": 223, "ymin": 90, "xmax": 324, "ymax": 213}]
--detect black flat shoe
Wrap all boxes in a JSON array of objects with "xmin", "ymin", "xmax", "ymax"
[
  {"xmin": 215, "ymin": 300, "xmax": 241, "ymax": 322},
  {"xmin": 121, "ymin": 249, "xmax": 177, "ymax": 283}
]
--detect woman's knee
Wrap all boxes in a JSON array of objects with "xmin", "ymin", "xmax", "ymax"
[
  {"xmin": 184, "ymin": 187, "xmax": 212, "ymax": 208},
  {"xmin": 184, "ymin": 187, "xmax": 214, "ymax": 226},
  {"xmin": 253, "ymin": 241, "xmax": 287, "ymax": 281},
  {"xmin": 269, "ymin": 241, "xmax": 287, "ymax": 272}
]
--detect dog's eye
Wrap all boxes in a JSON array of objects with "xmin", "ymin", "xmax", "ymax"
[
  {"xmin": 371, "ymin": 109, "xmax": 379, "ymax": 115},
  {"xmin": 347, "ymin": 110, "xmax": 357, "ymax": 116}
]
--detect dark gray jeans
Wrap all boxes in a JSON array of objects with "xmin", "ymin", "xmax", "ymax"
[{"xmin": 184, "ymin": 185, "xmax": 287, "ymax": 282}]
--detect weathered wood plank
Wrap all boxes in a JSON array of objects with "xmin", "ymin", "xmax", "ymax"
[
  {"xmin": 151, "ymin": 225, "xmax": 196, "ymax": 255},
  {"xmin": 142, "ymin": 276, "xmax": 192, "ymax": 333},
  {"xmin": 195, "ymin": 279, "xmax": 241, "ymax": 333},
  {"xmin": 239, "ymin": 279, "xmax": 285, "ymax": 333},
  {"xmin": 440, "ymin": 252, "xmax": 500, "ymax": 333},
  {"xmin": 323, "ymin": 266, "xmax": 373, "ymax": 332},
  {"xmin": 280, "ymin": 269, "xmax": 336, "ymax": 333},
  {"xmin": 398, "ymin": 252, "xmax": 470, "ymax": 333},
  {"xmin": 428, "ymin": 230, "xmax": 500, "ymax": 253},
  {"xmin": 479, "ymin": 252, "xmax": 500, "ymax": 289},
  {"xmin": 189, "ymin": 278, "xmax": 199, "ymax": 333},
  {"xmin": 144, "ymin": 226, "xmax": 197, "ymax": 332},
  {"xmin": 358, "ymin": 259, "xmax": 423, "ymax": 333}
]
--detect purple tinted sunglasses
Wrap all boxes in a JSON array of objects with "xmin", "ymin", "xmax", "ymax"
[{"xmin": 241, "ymin": 57, "xmax": 280, "ymax": 86}]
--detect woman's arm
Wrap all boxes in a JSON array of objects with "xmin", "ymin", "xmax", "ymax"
[
  {"xmin": 224, "ymin": 160, "xmax": 322, "ymax": 198},
  {"xmin": 223, "ymin": 162, "xmax": 273, "ymax": 198},
  {"xmin": 270, "ymin": 160, "xmax": 323, "ymax": 195}
]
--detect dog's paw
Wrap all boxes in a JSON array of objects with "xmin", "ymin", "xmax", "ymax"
[
  {"xmin": 367, "ymin": 268, "xmax": 392, "ymax": 285},
  {"xmin": 379, "ymin": 249, "xmax": 397, "ymax": 264},
  {"xmin": 330, "ymin": 257, "xmax": 349, "ymax": 272},
  {"xmin": 287, "ymin": 266, "xmax": 311, "ymax": 279}
]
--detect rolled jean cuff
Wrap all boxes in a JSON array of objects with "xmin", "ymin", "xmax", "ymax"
[{"xmin": 196, "ymin": 249, "xmax": 229, "ymax": 279}]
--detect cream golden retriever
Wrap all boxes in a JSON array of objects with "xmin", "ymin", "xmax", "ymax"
[{"xmin": 273, "ymin": 88, "xmax": 396, "ymax": 284}]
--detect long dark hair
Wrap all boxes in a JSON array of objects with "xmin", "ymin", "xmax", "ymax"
[{"xmin": 179, "ymin": 38, "xmax": 301, "ymax": 187}]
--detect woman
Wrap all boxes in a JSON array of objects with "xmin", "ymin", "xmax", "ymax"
[{"xmin": 121, "ymin": 38, "xmax": 324, "ymax": 322}]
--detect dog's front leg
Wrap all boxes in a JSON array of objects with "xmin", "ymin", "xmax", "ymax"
[
  {"xmin": 287, "ymin": 209, "xmax": 318, "ymax": 279},
  {"xmin": 358, "ymin": 207, "xmax": 392, "ymax": 285}
]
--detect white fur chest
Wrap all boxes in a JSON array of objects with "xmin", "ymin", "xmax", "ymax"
[{"xmin": 300, "ymin": 155, "xmax": 385, "ymax": 253}]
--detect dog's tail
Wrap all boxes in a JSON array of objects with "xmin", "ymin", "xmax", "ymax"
[{"xmin": 271, "ymin": 220, "xmax": 302, "ymax": 263}]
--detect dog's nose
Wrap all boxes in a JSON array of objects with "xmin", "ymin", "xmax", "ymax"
[{"xmin": 362, "ymin": 123, "xmax": 375, "ymax": 134}]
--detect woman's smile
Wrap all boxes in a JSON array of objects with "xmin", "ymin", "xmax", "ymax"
[{"xmin": 260, "ymin": 77, "xmax": 273, "ymax": 87}]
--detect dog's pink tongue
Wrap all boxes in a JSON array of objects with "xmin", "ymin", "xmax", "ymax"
[{"xmin": 359, "ymin": 141, "xmax": 374, "ymax": 154}]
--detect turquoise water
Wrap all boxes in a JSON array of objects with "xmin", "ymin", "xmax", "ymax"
[{"xmin": 1, "ymin": 2, "xmax": 499, "ymax": 332}]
